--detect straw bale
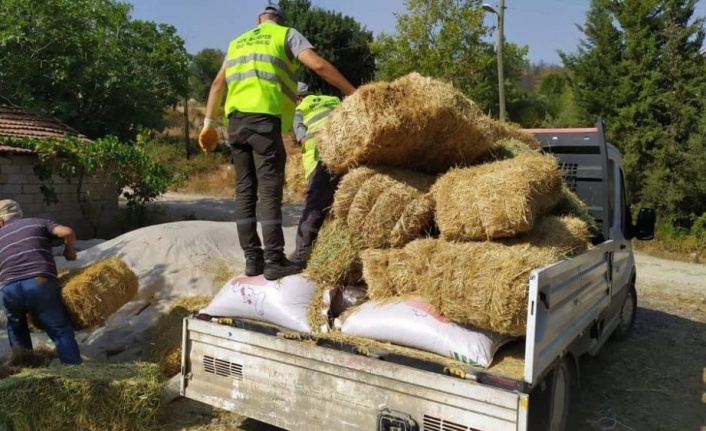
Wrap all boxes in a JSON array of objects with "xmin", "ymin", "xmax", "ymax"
[
  {"xmin": 552, "ymin": 184, "xmax": 602, "ymax": 238},
  {"xmin": 0, "ymin": 362, "xmax": 162, "ymax": 431},
  {"xmin": 486, "ymin": 120, "xmax": 542, "ymax": 150},
  {"xmin": 389, "ymin": 193, "xmax": 437, "ymax": 248},
  {"xmin": 477, "ymin": 138, "xmax": 537, "ymax": 163},
  {"xmin": 149, "ymin": 296, "xmax": 213, "ymax": 378},
  {"xmin": 433, "ymin": 152, "xmax": 563, "ymax": 241},
  {"xmin": 362, "ymin": 231, "xmax": 583, "ymax": 336},
  {"xmin": 305, "ymin": 219, "xmax": 365, "ymax": 286},
  {"xmin": 501, "ymin": 215, "xmax": 591, "ymax": 257},
  {"xmin": 285, "ymin": 151, "xmax": 308, "ymax": 202},
  {"xmin": 317, "ymin": 73, "xmax": 495, "ymax": 175},
  {"xmin": 61, "ymin": 257, "xmax": 138, "ymax": 330},
  {"xmin": 331, "ymin": 166, "xmax": 378, "ymax": 220},
  {"xmin": 346, "ymin": 167, "xmax": 436, "ymax": 248}
]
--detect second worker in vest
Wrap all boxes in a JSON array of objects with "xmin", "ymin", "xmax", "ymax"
[
  {"xmin": 289, "ymin": 83, "xmax": 341, "ymax": 267},
  {"xmin": 199, "ymin": 4, "xmax": 356, "ymax": 281}
]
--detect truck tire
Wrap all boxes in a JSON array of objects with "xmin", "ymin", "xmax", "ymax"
[
  {"xmin": 547, "ymin": 359, "xmax": 571, "ymax": 431},
  {"xmin": 610, "ymin": 284, "xmax": 637, "ymax": 341},
  {"xmin": 528, "ymin": 358, "xmax": 572, "ymax": 431}
]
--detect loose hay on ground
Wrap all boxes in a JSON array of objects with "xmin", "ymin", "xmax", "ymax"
[
  {"xmin": 305, "ymin": 219, "xmax": 366, "ymax": 286},
  {"xmin": 149, "ymin": 296, "xmax": 214, "ymax": 377},
  {"xmin": 362, "ymin": 219, "xmax": 589, "ymax": 336},
  {"xmin": 433, "ymin": 152, "xmax": 563, "ymax": 241},
  {"xmin": 0, "ymin": 346, "xmax": 56, "ymax": 380},
  {"xmin": 61, "ymin": 257, "xmax": 139, "ymax": 330},
  {"xmin": 0, "ymin": 362, "xmax": 162, "ymax": 431},
  {"xmin": 317, "ymin": 73, "xmax": 496, "ymax": 175}
]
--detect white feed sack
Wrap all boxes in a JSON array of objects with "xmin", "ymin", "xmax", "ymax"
[
  {"xmin": 341, "ymin": 300, "xmax": 510, "ymax": 368},
  {"xmin": 201, "ymin": 274, "xmax": 318, "ymax": 333}
]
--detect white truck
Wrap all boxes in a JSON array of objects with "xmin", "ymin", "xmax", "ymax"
[{"xmin": 179, "ymin": 121, "xmax": 656, "ymax": 431}]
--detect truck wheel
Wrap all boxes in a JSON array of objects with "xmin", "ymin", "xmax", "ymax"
[
  {"xmin": 611, "ymin": 284, "xmax": 637, "ymax": 341},
  {"xmin": 528, "ymin": 358, "xmax": 572, "ymax": 431},
  {"xmin": 547, "ymin": 359, "xmax": 571, "ymax": 431}
]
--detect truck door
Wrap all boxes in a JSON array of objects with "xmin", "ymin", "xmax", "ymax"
[{"xmin": 607, "ymin": 148, "xmax": 634, "ymax": 298}]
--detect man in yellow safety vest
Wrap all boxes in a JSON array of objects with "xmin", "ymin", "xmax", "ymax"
[
  {"xmin": 290, "ymin": 82, "xmax": 342, "ymax": 266},
  {"xmin": 198, "ymin": 4, "xmax": 355, "ymax": 281}
]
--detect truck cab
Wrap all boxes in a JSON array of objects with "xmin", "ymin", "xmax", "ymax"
[{"xmin": 180, "ymin": 120, "xmax": 656, "ymax": 431}]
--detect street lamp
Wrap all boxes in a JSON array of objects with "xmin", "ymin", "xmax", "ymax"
[{"xmin": 483, "ymin": 2, "xmax": 506, "ymax": 121}]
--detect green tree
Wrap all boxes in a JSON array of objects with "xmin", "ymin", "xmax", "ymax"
[
  {"xmin": 277, "ymin": 0, "xmax": 376, "ymax": 96},
  {"xmin": 562, "ymin": 0, "xmax": 706, "ymax": 217},
  {"xmin": 371, "ymin": 0, "xmax": 529, "ymax": 121},
  {"xmin": 0, "ymin": 0, "xmax": 190, "ymax": 141},
  {"xmin": 190, "ymin": 48, "xmax": 226, "ymax": 103}
]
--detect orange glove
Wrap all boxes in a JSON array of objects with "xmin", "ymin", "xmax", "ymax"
[{"xmin": 199, "ymin": 119, "xmax": 219, "ymax": 153}]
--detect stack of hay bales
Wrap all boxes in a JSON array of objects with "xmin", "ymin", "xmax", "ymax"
[
  {"xmin": 0, "ymin": 362, "xmax": 162, "ymax": 431},
  {"xmin": 303, "ymin": 72, "xmax": 595, "ymax": 343}
]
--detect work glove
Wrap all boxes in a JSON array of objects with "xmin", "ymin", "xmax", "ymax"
[{"xmin": 199, "ymin": 118, "xmax": 219, "ymax": 153}]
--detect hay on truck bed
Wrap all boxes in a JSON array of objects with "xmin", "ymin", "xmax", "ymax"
[
  {"xmin": 331, "ymin": 166, "xmax": 378, "ymax": 220},
  {"xmin": 317, "ymin": 73, "xmax": 496, "ymax": 175},
  {"xmin": 552, "ymin": 184, "xmax": 602, "ymax": 238},
  {"xmin": 0, "ymin": 362, "xmax": 162, "ymax": 431},
  {"xmin": 433, "ymin": 151, "xmax": 564, "ymax": 241},
  {"xmin": 0, "ymin": 346, "xmax": 56, "ymax": 380},
  {"xmin": 304, "ymin": 219, "xmax": 365, "ymax": 286},
  {"xmin": 362, "ymin": 216, "xmax": 590, "ymax": 337},
  {"xmin": 148, "ymin": 296, "xmax": 214, "ymax": 378},
  {"xmin": 477, "ymin": 138, "xmax": 537, "ymax": 163},
  {"xmin": 61, "ymin": 256, "xmax": 139, "ymax": 330},
  {"xmin": 344, "ymin": 167, "xmax": 436, "ymax": 248}
]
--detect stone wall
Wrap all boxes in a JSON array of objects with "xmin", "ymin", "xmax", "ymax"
[{"xmin": 0, "ymin": 152, "xmax": 119, "ymax": 238}]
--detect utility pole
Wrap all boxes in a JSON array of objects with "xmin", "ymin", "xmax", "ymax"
[
  {"xmin": 482, "ymin": 1, "xmax": 507, "ymax": 121},
  {"xmin": 497, "ymin": 0, "xmax": 506, "ymax": 121}
]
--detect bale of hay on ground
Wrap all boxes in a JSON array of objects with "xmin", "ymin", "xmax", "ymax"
[
  {"xmin": 317, "ymin": 73, "xmax": 495, "ymax": 175},
  {"xmin": 0, "ymin": 362, "xmax": 162, "ymax": 431},
  {"xmin": 285, "ymin": 151, "xmax": 308, "ymax": 203},
  {"xmin": 148, "ymin": 296, "xmax": 213, "ymax": 378},
  {"xmin": 61, "ymin": 257, "xmax": 138, "ymax": 330},
  {"xmin": 552, "ymin": 184, "xmax": 602, "ymax": 238},
  {"xmin": 433, "ymin": 152, "xmax": 563, "ymax": 241},
  {"xmin": 305, "ymin": 219, "xmax": 365, "ymax": 286},
  {"xmin": 362, "ymin": 226, "xmax": 586, "ymax": 336},
  {"xmin": 345, "ymin": 167, "xmax": 436, "ymax": 248}
]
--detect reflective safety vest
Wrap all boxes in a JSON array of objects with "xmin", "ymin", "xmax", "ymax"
[
  {"xmin": 224, "ymin": 22, "xmax": 299, "ymax": 132},
  {"xmin": 296, "ymin": 95, "xmax": 341, "ymax": 178}
]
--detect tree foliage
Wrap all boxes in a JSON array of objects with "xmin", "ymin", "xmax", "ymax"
[
  {"xmin": 371, "ymin": 0, "xmax": 529, "ymax": 120},
  {"xmin": 0, "ymin": 0, "xmax": 190, "ymax": 141},
  {"xmin": 189, "ymin": 48, "xmax": 226, "ymax": 103},
  {"xmin": 561, "ymin": 0, "xmax": 706, "ymax": 218},
  {"xmin": 278, "ymin": 0, "xmax": 376, "ymax": 96}
]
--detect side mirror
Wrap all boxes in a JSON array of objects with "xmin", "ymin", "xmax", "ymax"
[{"xmin": 633, "ymin": 208, "xmax": 656, "ymax": 241}]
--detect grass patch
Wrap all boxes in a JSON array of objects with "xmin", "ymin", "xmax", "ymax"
[{"xmin": 633, "ymin": 221, "xmax": 706, "ymax": 263}]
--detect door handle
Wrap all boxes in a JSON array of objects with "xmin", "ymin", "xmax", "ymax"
[{"xmin": 619, "ymin": 244, "xmax": 627, "ymax": 250}]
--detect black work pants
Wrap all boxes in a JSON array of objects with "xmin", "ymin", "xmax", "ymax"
[
  {"xmin": 294, "ymin": 161, "xmax": 341, "ymax": 260},
  {"xmin": 229, "ymin": 113, "xmax": 287, "ymax": 261}
]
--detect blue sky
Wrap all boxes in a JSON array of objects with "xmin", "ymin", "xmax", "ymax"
[{"xmin": 129, "ymin": 0, "xmax": 706, "ymax": 65}]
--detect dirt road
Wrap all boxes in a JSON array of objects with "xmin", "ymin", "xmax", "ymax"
[{"xmin": 149, "ymin": 194, "xmax": 706, "ymax": 430}]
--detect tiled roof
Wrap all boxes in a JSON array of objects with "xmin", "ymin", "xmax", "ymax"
[{"xmin": 0, "ymin": 104, "xmax": 90, "ymax": 154}]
